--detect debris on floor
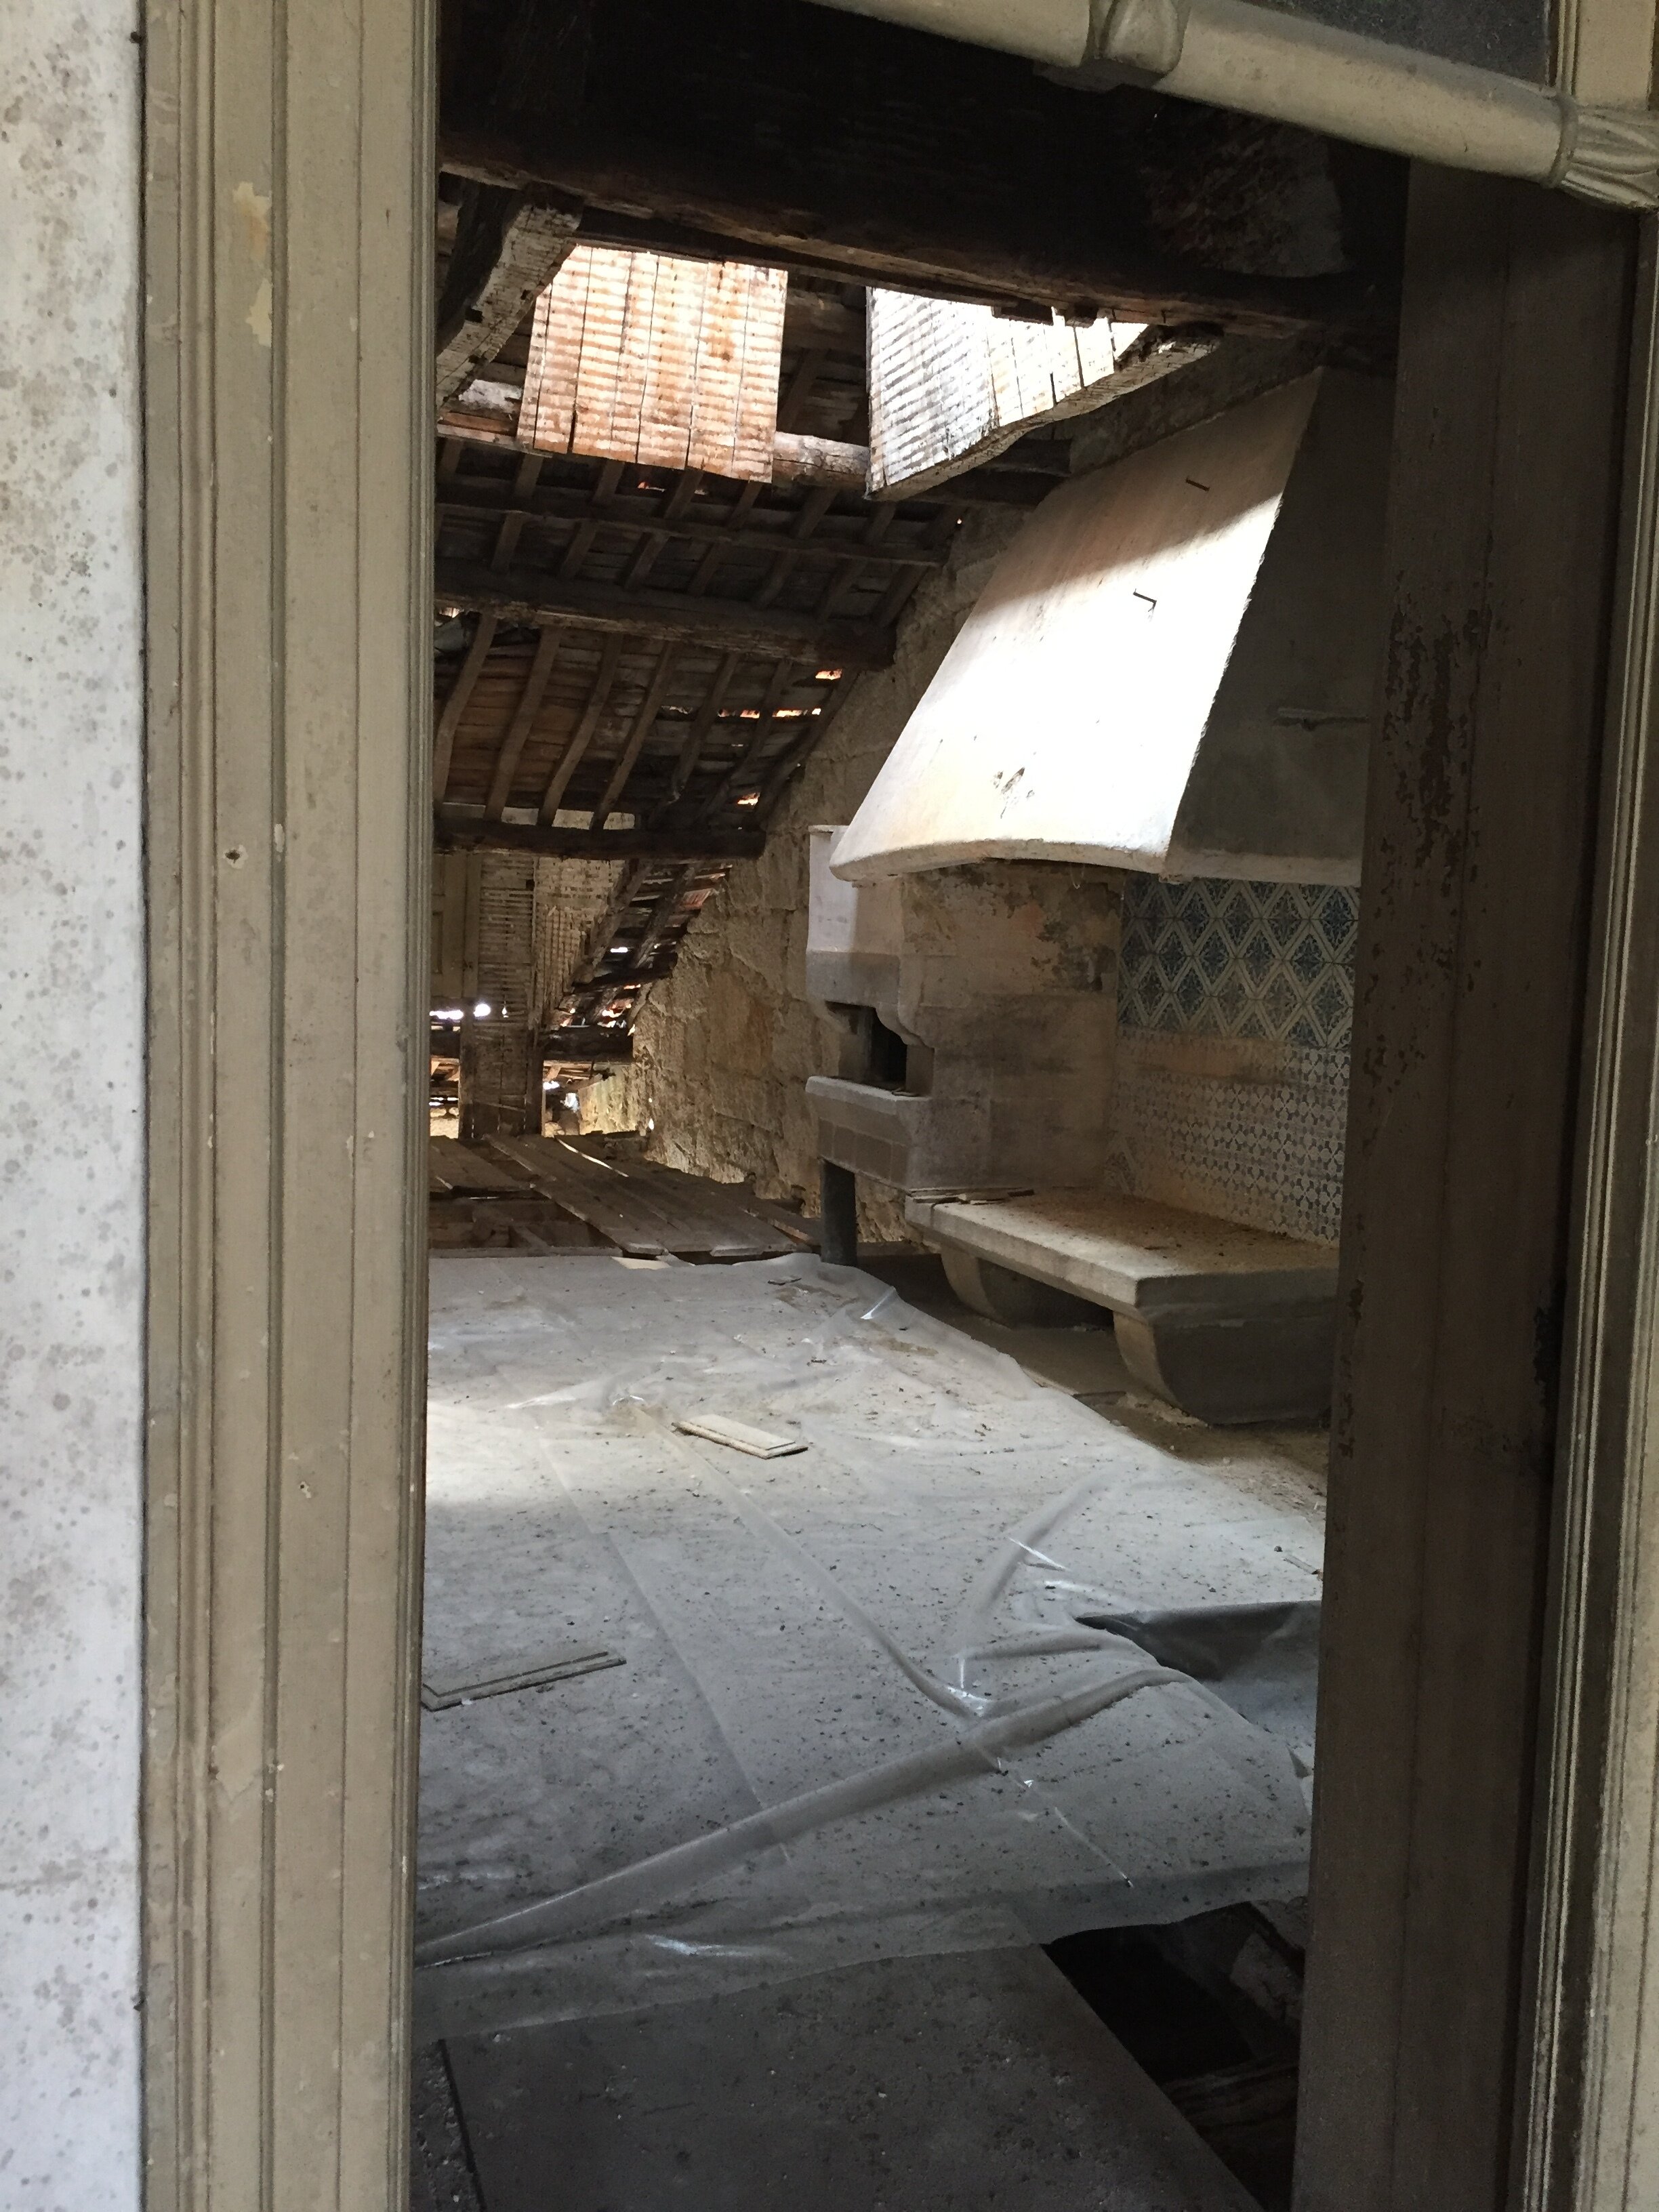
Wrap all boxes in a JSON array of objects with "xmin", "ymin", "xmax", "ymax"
[
  {"xmin": 671, "ymin": 1411, "xmax": 808, "ymax": 1457},
  {"xmin": 420, "ymin": 1647, "xmax": 626, "ymax": 1713}
]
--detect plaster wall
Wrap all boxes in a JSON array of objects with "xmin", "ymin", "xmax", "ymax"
[
  {"xmin": 634, "ymin": 508, "xmax": 1024, "ymax": 1240},
  {"xmin": 0, "ymin": 10, "xmax": 146, "ymax": 2210}
]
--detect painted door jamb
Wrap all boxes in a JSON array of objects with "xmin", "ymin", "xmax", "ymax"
[{"xmin": 140, "ymin": 0, "xmax": 434, "ymax": 2203}]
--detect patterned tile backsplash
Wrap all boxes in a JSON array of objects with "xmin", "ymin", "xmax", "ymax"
[
  {"xmin": 1113, "ymin": 878, "xmax": 1359, "ymax": 1244},
  {"xmin": 1118, "ymin": 877, "xmax": 1357, "ymax": 1049}
]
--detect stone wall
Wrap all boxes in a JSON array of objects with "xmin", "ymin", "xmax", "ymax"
[{"xmin": 633, "ymin": 507, "xmax": 1024, "ymax": 1238}]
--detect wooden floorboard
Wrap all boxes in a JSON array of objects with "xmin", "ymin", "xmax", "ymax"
[
  {"xmin": 429, "ymin": 1138, "xmax": 533, "ymax": 1197},
  {"xmin": 478, "ymin": 1135, "xmax": 790, "ymax": 1258}
]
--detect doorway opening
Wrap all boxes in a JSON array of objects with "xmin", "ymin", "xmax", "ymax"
[{"xmin": 417, "ymin": 6, "xmax": 1390, "ymax": 2205}]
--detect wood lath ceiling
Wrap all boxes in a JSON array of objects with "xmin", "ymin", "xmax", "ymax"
[
  {"xmin": 431, "ymin": 252, "xmax": 944, "ymax": 1051},
  {"xmin": 520, "ymin": 246, "xmax": 789, "ymax": 479},
  {"xmin": 433, "ymin": 432, "xmax": 951, "ymax": 858},
  {"xmin": 432, "ymin": 0, "xmax": 1404, "ymax": 1053}
]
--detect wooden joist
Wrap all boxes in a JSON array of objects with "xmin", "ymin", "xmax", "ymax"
[
  {"xmin": 434, "ymin": 556, "xmax": 896, "ymax": 668},
  {"xmin": 434, "ymin": 611, "xmax": 499, "ymax": 801},
  {"xmin": 541, "ymin": 1024, "xmax": 634, "ymax": 1063},
  {"xmin": 655, "ymin": 647, "xmax": 740, "ymax": 817},
  {"xmin": 592, "ymin": 643, "xmax": 680, "ymax": 824},
  {"xmin": 537, "ymin": 630, "xmax": 626, "ymax": 821},
  {"xmin": 485, "ymin": 624, "xmax": 562, "ymax": 818},
  {"xmin": 433, "ymin": 814, "xmax": 764, "ymax": 861}
]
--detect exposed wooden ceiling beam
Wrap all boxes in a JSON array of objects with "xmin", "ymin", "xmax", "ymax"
[
  {"xmin": 541, "ymin": 1025, "xmax": 635, "ymax": 1064},
  {"xmin": 435, "ymin": 556, "xmax": 896, "ymax": 668},
  {"xmin": 436, "ymin": 480, "xmax": 950, "ymax": 569},
  {"xmin": 538, "ymin": 631, "xmax": 624, "ymax": 821},
  {"xmin": 591, "ymin": 644, "xmax": 681, "ymax": 826},
  {"xmin": 433, "ymin": 609, "xmax": 498, "ymax": 802},
  {"xmin": 485, "ymin": 624, "xmax": 562, "ymax": 819},
  {"xmin": 440, "ymin": 0, "xmax": 1401, "ymax": 339},
  {"xmin": 654, "ymin": 649, "xmax": 741, "ymax": 820},
  {"xmin": 435, "ymin": 186, "xmax": 583, "ymax": 403},
  {"xmin": 441, "ymin": 409, "xmax": 875, "ymax": 493},
  {"xmin": 434, "ymin": 815, "xmax": 764, "ymax": 862}
]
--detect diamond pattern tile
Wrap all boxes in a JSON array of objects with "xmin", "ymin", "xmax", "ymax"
[
  {"xmin": 1120, "ymin": 878, "xmax": 1357, "ymax": 1049},
  {"xmin": 1113, "ymin": 876, "xmax": 1360, "ymax": 1242}
]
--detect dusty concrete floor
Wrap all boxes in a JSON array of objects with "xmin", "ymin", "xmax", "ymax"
[
  {"xmin": 415, "ymin": 1248, "xmax": 1325, "ymax": 2207},
  {"xmin": 443, "ymin": 1948, "xmax": 1257, "ymax": 2212}
]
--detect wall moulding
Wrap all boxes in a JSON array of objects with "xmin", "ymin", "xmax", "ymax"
[
  {"xmin": 1520, "ymin": 223, "xmax": 1659, "ymax": 2212},
  {"xmin": 141, "ymin": 0, "xmax": 433, "ymax": 2205}
]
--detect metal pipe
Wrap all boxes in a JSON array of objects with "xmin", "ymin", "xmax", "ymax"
[{"xmin": 804, "ymin": 0, "xmax": 1659, "ymax": 210}]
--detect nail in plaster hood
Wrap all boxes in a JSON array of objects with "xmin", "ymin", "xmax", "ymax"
[{"xmin": 832, "ymin": 369, "xmax": 1393, "ymax": 889}]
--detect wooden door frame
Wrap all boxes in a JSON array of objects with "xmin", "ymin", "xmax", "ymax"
[
  {"xmin": 136, "ymin": 1, "xmax": 1659, "ymax": 2205},
  {"xmin": 140, "ymin": 0, "xmax": 433, "ymax": 2202}
]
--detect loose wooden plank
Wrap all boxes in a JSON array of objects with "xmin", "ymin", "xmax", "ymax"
[
  {"xmin": 482, "ymin": 1135, "xmax": 684, "ymax": 1253},
  {"xmin": 581, "ymin": 1136, "xmax": 796, "ymax": 1254},
  {"xmin": 483, "ymin": 1136, "xmax": 791, "ymax": 1256},
  {"xmin": 556, "ymin": 1144, "xmax": 770, "ymax": 1256},
  {"xmin": 607, "ymin": 1159, "xmax": 793, "ymax": 1258},
  {"xmin": 518, "ymin": 247, "xmax": 787, "ymax": 482}
]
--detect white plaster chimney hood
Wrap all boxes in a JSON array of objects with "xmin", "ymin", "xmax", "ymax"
[{"xmin": 832, "ymin": 371, "xmax": 1392, "ymax": 889}]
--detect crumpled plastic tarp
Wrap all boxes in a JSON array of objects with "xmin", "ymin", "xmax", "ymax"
[{"xmin": 415, "ymin": 1254, "xmax": 1324, "ymax": 2040}]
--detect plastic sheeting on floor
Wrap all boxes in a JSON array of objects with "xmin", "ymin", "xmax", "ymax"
[{"xmin": 415, "ymin": 1254, "xmax": 1324, "ymax": 2041}]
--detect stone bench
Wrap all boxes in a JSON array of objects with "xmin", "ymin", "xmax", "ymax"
[{"xmin": 906, "ymin": 1188, "xmax": 1338, "ymax": 1426}]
